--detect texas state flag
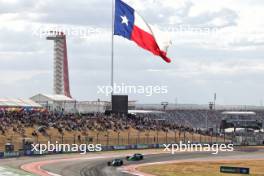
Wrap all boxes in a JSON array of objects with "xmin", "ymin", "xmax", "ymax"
[{"xmin": 114, "ymin": 0, "xmax": 172, "ymax": 63}]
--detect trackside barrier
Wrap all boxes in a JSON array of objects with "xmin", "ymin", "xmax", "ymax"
[
  {"xmin": 220, "ymin": 166, "xmax": 250, "ymax": 174},
  {"xmin": 0, "ymin": 142, "xmax": 228, "ymax": 159},
  {"xmin": 137, "ymin": 144, "xmax": 149, "ymax": 149},
  {"xmin": 24, "ymin": 150, "xmax": 34, "ymax": 156},
  {"xmin": 1, "ymin": 142, "xmax": 257, "ymax": 159},
  {"xmin": 0, "ymin": 152, "xmax": 4, "ymax": 159},
  {"xmin": 113, "ymin": 146, "xmax": 127, "ymax": 150},
  {"xmin": 3, "ymin": 152, "xmax": 19, "ymax": 158},
  {"xmin": 0, "ymin": 143, "xmax": 166, "ymax": 159}
]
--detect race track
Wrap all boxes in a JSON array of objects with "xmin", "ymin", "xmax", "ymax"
[
  {"xmin": 1, "ymin": 148, "xmax": 263, "ymax": 176},
  {"xmin": 39, "ymin": 149, "xmax": 264, "ymax": 176}
]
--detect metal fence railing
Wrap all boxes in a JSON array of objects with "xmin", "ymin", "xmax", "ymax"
[{"xmin": 0, "ymin": 130, "xmax": 229, "ymax": 152}]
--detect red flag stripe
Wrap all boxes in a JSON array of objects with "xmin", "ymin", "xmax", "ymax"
[{"xmin": 131, "ymin": 25, "xmax": 171, "ymax": 63}]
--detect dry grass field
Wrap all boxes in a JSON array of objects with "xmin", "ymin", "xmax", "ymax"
[{"xmin": 138, "ymin": 160, "xmax": 264, "ymax": 176}]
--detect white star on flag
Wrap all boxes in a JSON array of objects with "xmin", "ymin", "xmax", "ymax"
[{"xmin": 120, "ymin": 15, "xmax": 129, "ymax": 26}]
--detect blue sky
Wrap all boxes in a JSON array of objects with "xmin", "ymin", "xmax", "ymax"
[{"xmin": 0, "ymin": 0, "xmax": 264, "ymax": 105}]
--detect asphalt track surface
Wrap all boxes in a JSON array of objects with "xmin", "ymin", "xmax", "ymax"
[
  {"xmin": 41, "ymin": 149, "xmax": 264, "ymax": 176},
  {"xmin": 0, "ymin": 148, "xmax": 264, "ymax": 176}
]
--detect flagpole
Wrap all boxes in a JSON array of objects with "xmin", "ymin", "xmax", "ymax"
[{"xmin": 111, "ymin": 0, "xmax": 115, "ymax": 96}]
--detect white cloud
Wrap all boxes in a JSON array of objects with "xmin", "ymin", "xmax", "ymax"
[{"xmin": 0, "ymin": 0, "xmax": 264, "ymax": 105}]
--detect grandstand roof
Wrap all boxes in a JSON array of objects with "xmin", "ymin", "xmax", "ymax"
[
  {"xmin": 31, "ymin": 94, "xmax": 75, "ymax": 102},
  {"xmin": 222, "ymin": 111, "xmax": 256, "ymax": 115},
  {"xmin": 0, "ymin": 98, "xmax": 42, "ymax": 108},
  {"xmin": 128, "ymin": 110, "xmax": 164, "ymax": 114},
  {"xmin": 137, "ymin": 104, "xmax": 264, "ymax": 111}
]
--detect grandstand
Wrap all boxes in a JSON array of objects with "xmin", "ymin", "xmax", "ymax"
[
  {"xmin": 30, "ymin": 93, "xmax": 76, "ymax": 112},
  {"xmin": 221, "ymin": 111, "xmax": 262, "ymax": 130},
  {"xmin": 30, "ymin": 94, "xmax": 136, "ymax": 114},
  {"xmin": 0, "ymin": 98, "xmax": 41, "ymax": 109},
  {"xmin": 1, "ymin": 102, "xmax": 263, "ymax": 152},
  {"xmin": 0, "ymin": 108, "xmax": 226, "ymax": 152},
  {"xmin": 220, "ymin": 111, "xmax": 263, "ymax": 145},
  {"xmin": 137, "ymin": 103, "xmax": 264, "ymax": 111}
]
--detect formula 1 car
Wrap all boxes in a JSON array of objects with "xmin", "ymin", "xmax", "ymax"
[
  {"xmin": 126, "ymin": 153, "xmax": 144, "ymax": 161},
  {"xmin": 107, "ymin": 159, "xmax": 124, "ymax": 166}
]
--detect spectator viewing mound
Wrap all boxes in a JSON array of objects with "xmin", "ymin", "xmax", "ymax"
[{"xmin": 0, "ymin": 109, "xmax": 228, "ymax": 151}]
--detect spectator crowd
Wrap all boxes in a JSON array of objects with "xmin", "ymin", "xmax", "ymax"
[{"xmin": 0, "ymin": 109, "xmax": 263, "ymax": 138}]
